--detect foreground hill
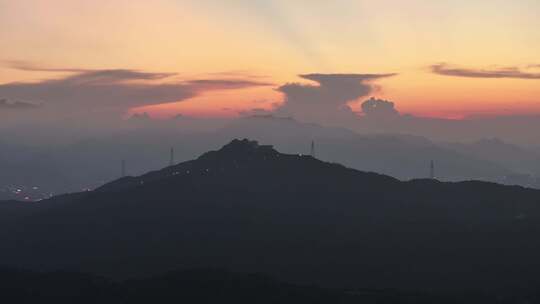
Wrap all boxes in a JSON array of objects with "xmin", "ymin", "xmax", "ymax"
[
  {"xmin": 2, "ymin": 139, "xmax": 540, "ymax": 296},
  {"xmin": 1, "ymin": 268, "xmax": 489, "ymax": 304}
]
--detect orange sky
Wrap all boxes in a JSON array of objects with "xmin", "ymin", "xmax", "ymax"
[{"xmin": 1, "ymin": 0, "xmax": 539, "ymax": 119}]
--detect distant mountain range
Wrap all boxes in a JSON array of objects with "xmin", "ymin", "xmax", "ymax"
[
  {"xmin": 219, "ymin": 116, "xmax": 519, "ymax": 182},
  {"xmin": 2, "ymin": 115, "xmax": 539, "ymax": 201},
  {"xmin": 443, "ymin": 138, "xmax": 540, "ymax": 186},
  {"xmin": 2, "ymin": 139, "xmax": 540, "ymax": 295}
]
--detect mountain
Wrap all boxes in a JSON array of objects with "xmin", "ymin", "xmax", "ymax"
[
  {"xmin": 2, "ymin": 139, "xmax": 540, "ymax": 296},
  {"xmin": 1, "ymin": 268, "xmax": 481, "ymax": 304},
  {"xmin": 444, "ymin": 138, "xmax": 540, "ymax": 185},
  {"xmin": 0, "ymin": 200, "xmax": 37, "ymax": 224},
  {"xmin": 0, "ymin": 142, "xmax": 74, "ymax": 200},
  {"xmin": 219, "ymin": 116, "xmax": 514, "ymax": 182},
  {"xmin": 0, "ymin": 116, "xmax": 528, "ymax": 200}
]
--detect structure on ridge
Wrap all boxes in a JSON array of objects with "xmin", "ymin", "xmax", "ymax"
[
  {"xmin": 121, "ymin": 160, "xmax": 126, "ymax": 178},
  {"xmin": 169, "ymin": 147, "xmax": 175, "ymax": 166}
]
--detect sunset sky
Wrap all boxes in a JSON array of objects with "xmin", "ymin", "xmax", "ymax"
[{"xmin": 1, "ymin": 0, "xmax": 539, "ymax": 119}]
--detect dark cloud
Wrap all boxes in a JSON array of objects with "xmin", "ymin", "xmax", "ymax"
[
  {"xmin": 361, "ymin": 97, "xmax": 399, "ymax": 119},
  {"xmin": 0, "ymin": 69, "xmax": 270, "ymax": 115},
  {"xmin": 431, "ymin": 63, "xmax": 540, "ymax": 79},
  {"xmin": 275, "ymin": 73, "xmax": 396, "ymax": 124},
  {"xmin": 0, "ymin": 98, "xmax": 40, "ymax": 110}
]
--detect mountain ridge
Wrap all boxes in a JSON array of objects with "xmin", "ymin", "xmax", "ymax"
[{"xmin": 2, "ymin": 139, "xmax": 540, "ymax": 293}]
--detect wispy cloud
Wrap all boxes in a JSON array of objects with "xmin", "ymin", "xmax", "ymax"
[
  {"xmin": 0, "ymin": 66, "xmax": 271, "ymax": 114},
  {"xmin": 2, "ymin": 60, "xmax": 87, "ymax": 73},
  {"xmin": 185, "ymin": 79, "xmax": 273, "ymax": 90},
  {"xmin": 431, "ymin": 63, "xmax": 540, "ymax": 79},
  {"xmin": 204, "ymin": 70, "xmax": 270, "ymax": 79}
]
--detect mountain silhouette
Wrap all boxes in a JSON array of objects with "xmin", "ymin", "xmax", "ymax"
[
  {"xmin": 2, "ymin": 139, "xmax": 540, "ymax": 295},
  {"xmin": 219, "ymin": 116, "xmax": 515, "ymax": 182},
  {"xmin": 0, "ymin": 268, "xmax": 477, "ymax": 304},
  {"xmin": 5, "ymin": 115, "xmax": 535, "ymax": 202}
]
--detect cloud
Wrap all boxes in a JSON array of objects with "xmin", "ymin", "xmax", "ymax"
[
  {"xmin": 185, "ymin": 79, "xmax": 273, "ymax": 90},
  {"xmin": 205, "ymin": 70, "xmax": 270, "ymax": 79},
  {"xmin": 275, "ymin": 73, "xmax": 396, "ymax": 124},
  {"xmin": 58, "ymin": 69, "xmax": 177, "ymax": 85},
  {"xmin": 0, "ymin": 98, "xmax": 40, "ymax": 109},
  {"xmin": 361, "ymin": 97, "xmax": 399, "ymax": 119},
  {"xmin": 0, "ymin": 68, "xmax": 270, "ymax": 115},
  {"xmin": 3, "ymin": 60, "xmax": 87, "ymax": 73},
  {"xmin": 4, "ymin": 60, "xmax": 174, "ymax": 80},
  {"xmin": 431, "ymin": 63, "xmax": 540, "ymax": 79}
]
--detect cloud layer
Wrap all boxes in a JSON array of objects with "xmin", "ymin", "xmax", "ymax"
[
  {"xmin": 0, "ymin": 68, "xmax": 271, "ymax": 115},
  {"xmin": 275, "ymin": 73, "xmax": 395, "ymax": 124},
  {"xmin": 431, "ymin": 63, "xmax": 540, "ymax": 79}
]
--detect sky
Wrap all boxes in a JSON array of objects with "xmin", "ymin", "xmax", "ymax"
[{"xmin": 1, "ymin": 0, "xmax": 540, "ymax": 120}]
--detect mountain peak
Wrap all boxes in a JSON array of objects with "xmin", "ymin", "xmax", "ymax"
[
  {"xmin": 200, "ymin": 139, "xmax": 278, "ymax": 161},
  {"xmin": 220, "ymin": 139, "xmax": 272, "ymax": 152},
  {"xmin": 193, "ymin": 139, "xmax": 280, "ymax": 166}
]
